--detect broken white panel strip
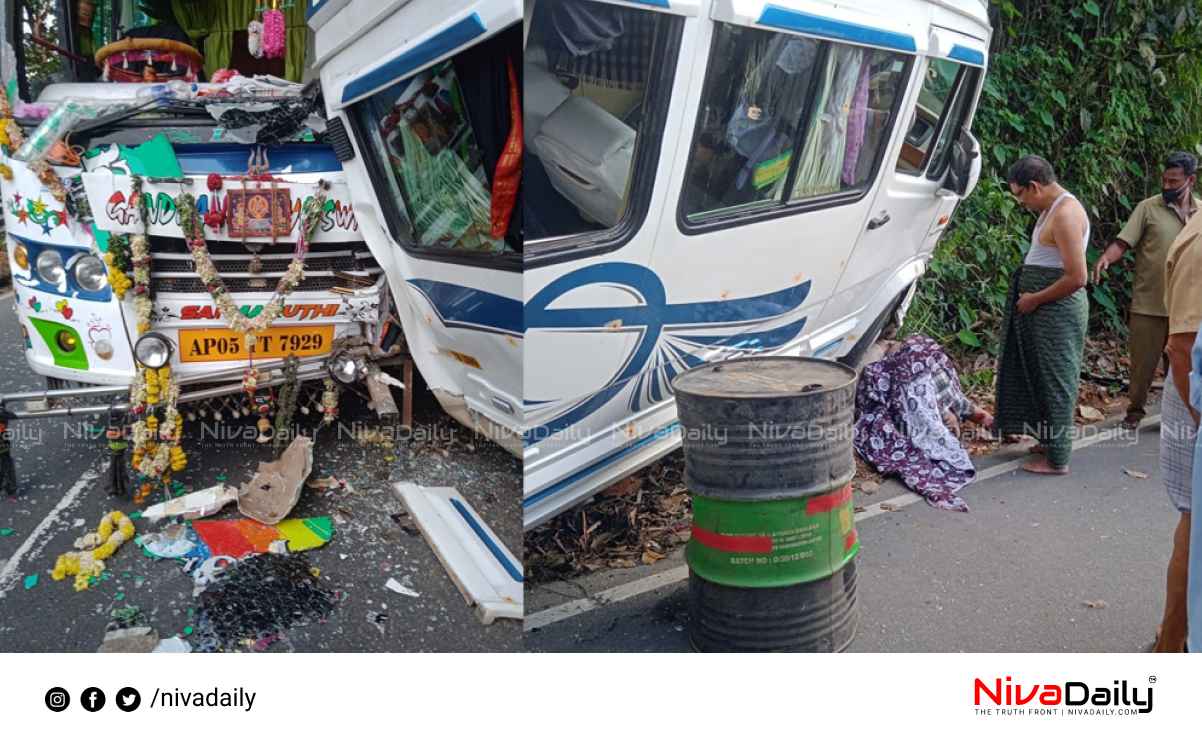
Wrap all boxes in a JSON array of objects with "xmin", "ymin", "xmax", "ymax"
[{"xmin": 394, "ymin": 482, "xmax": 523, "ymax": 624}]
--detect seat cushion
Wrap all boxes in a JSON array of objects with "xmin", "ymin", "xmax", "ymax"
[
  {"xmin": 524, "ymin": 46, "xmax": 570, "ymax": 147},
  {"xmin": 535, "ymin": 95, "xmax": 635, "ymax": 167}
]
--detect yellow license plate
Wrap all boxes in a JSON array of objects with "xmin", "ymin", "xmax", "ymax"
[{"xmin": 178, "ymin": 326, "xmax": 335, "ymax": 362}]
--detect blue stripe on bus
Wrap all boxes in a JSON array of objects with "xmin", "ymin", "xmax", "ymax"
[
  {"xmin": 341, "ymin": 13, "xmax": 487, "ymax": 105},
  {"xmin": 948, "ymin": 44, "xmax": 986, "ymax": 66},
  {"xmin": 757, "ymin": 4, "xmax": 917, "ymax": 53},
  {"xmin": 450, "ymin": 498, "xmax": 523, "ymax": 583},
  {"xmin": 306, "ymin": 0, "xmax": 328, "ymax": 20},
  {"xmin": 407, "ymin": 279, "xmax": 523, "ymax": 338},
  {"xmin": 524, "ymin": 423, "xmax": 681, "ymax": 509}
]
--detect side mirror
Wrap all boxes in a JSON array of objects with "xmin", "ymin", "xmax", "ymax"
[{"xmin": 939, "ymin": 129, "xmax": 981, "ymax": 198}]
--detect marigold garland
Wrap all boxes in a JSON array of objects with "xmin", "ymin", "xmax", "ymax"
[
  {"xmin": 124, "ymin": 177, "xmax": 184, "ymax": 501},
  {"xmin": 129, "ymin": 365, "xmax": 184, "ymax": 503},
  {"xmin": 178, "ymin": 180, "xmax": 329, "ymax": 346},
  {"xmin": 51, "ymin": 511, "xmax": 136, "ymax": 591},
  {"xmin": 29, "ymin": 158, "xmax": 68, "ymax": 204},
  {"xmin": 129, "ymin": 177, "xmax": 154, "ymax": 334},
  {"xmin": 104, "ymin": 234, "xmax": 134, "ymax": 298},
  {"xmin": 4, "ymin": 119, "xmax": 23, "ymax": 151}
]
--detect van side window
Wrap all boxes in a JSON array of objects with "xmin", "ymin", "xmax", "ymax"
[
  {"xmin": 926, "ymin": 66, "xmax": 981, "ymax": 181},
  {"xmin": 789, "ymin": 47, "xmax": 909, "ymax": 198},
  {"xmin": 524, "ymin": 0, "xmax": 671, "ymax": 248},
  {"xmin": 682, "ymin": 25, "xmax": 819, "ymax": 217},
  {"xmin": 896, "ymin": 58, "xmax": 962, "ymax": 175},
  {"xmin": 682, "ymin": 24, "xmax": 909, "ymax": 222}
]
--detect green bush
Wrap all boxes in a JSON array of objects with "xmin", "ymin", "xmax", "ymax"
[{"xmin": 908, "ymin": 0, "xmax": 1202, "ymax": 350}]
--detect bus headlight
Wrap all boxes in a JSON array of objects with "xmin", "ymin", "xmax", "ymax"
[
  {"xmin": 134, "ymin": 332, "xmax": 173, "ymax": 369},
  {"xmin": 326, "ymin": 353, "xmax": 364, "ymax": 384},
  {"xmin": 36, "ymin": 250, "xmax": 65, "ymax": 285},
  {"xmin": 13, "ymin": 243, "xmax": 29, "ymax": 270},
  {"xmin": 74, "ymin": 255, "xmax": 109, "ymax": 292}
]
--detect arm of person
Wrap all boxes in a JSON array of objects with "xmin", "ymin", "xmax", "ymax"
[
  {"xmin": 1028, "ymin": 207, "xmax": 1089, "ymax": 305},
  {"xmin": 1167, "ymin": 332, "xmax": 1199, "ymax": 427},
  {"xmin": 1095, "ymin": 202, "xmax": 1145, "ymax": 282},
  {"xmin": 1093, "ymin": 239, "xmax": 1129, "ymax": 283}
]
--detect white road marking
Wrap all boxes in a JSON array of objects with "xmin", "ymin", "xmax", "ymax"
[
  {"xmin": 525, "ymin": 566, "xmax": 689, "ymax": 632},
  {"xmin": 0, "ymin": 466, "xmax": 101, "ymax": 598},
  {"xmin": 524, "ymin": 415, "xmax": 1163, "ymax": 631}
]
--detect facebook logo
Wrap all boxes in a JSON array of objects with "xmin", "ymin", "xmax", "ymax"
[{"xmin": 80, "ymin": 687, "xmax": 106, "ymax": 712}]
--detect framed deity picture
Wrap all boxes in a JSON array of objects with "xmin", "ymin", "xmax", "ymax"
[{"xmin": 227, "ymin": 187, "xmax": 293, "ymax": 238}]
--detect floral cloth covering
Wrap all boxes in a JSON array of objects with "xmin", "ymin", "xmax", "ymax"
[{"xmin": 854, "ymin": 335, "xmax": 976, "ymax": 511}]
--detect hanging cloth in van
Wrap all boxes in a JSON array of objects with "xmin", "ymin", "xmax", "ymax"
[
  {"xmin": 549, "ymin": 0, "xmax": 625, "ymax": 57},
  {"xmin": 726, "ymin": 35, "xmax": 819, "ymax": 191},
  {"xmin": 792, "ymin": 45, "xmax": 863, "ymax": 197},
  {"xmin": 841, "ymin": 57, "xmax": 873, "ymax": 186},
  {"xmin": 549, "ymin": 1, "xmax": 654, "ymax": 90}
]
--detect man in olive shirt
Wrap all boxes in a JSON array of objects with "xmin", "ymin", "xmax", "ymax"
[
  {"xmin": 1150, "ymin": 199, "xmax": 1202, "ymax": 651},
  {"xmin": 1094, "ymin": 151, "xmax": 1200, "ymax": 428}
]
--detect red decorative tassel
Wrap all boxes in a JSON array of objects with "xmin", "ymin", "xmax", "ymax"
[{"xmin": 490, "ymin": 58, "xmax": 522, "ymax": 240}]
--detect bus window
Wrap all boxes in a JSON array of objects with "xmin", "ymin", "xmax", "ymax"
[
  {"xmin": 682, "ymin": 24, "xmax": 909, "ymax": 225},
  {"xmin": 789, "ymin": 46, "xmax": 909, "ymax": 198},
  {"xmin": 926, "ymin": 66, "xmax": 981, "ymax": 181},
  {"xmin": 682, "ymin": 24, "xmax": 819, "ymax": 219},
  {"xmin": 352, "ymin": 24, "xmax": 521, "ymax": 256},
  {"xmin": 896, "ymin": 58, "xmax": 962, "ymax": 175},
  {"xmin": 524, "ymin": 0, "xmax": 669, "ymax": 246}
]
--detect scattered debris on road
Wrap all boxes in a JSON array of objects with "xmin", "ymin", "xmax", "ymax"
[
  {"xmin": 189, "ymin": 553, "xmax": 340, "ymax": 653},
  {"xmin": 237, "ymin": 436, "xmax": 314, "ymax": 524},
  {"xmin": 141, "ymin": 484, "xmax": 238, "ymax": 522},
  {"xmin": 98, "ymin": 626, "xmax": 159, "ymax": 653},
  {"xmin": 384, "ymin": 577, "xmax": 420, "ymax": 598},
  {"xmin": 395, "ymin": 482, "xmax": 522, "ymax": 624}
]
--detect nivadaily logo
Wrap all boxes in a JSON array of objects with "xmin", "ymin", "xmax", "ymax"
[{"xmin": 974, "ymin": 675, "xmax": 1155, "ymax": 716}]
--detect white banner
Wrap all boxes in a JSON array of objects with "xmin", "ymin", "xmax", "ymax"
[{"xmin": 0, "ymin": 653, "xmax": 1195, "ymax": 740}]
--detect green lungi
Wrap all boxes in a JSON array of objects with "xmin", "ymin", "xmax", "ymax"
[{"xmin": 994, "ymin": 264, "xmax": 1089, "ymax": 468}]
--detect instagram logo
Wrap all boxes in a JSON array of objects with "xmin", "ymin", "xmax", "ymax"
[{"xmin": 44, "ymin": 687, "xmax": 70, "ymax": 712}]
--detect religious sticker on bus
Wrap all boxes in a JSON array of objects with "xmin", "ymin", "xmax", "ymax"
[{"xmin": 227, "ymin": 187, "xmax": 293, "ymax": 238}]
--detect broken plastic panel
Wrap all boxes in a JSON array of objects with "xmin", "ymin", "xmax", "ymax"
[{"xmin": 393, "ymin": 482, "xmax": 522, "ymax": 624}]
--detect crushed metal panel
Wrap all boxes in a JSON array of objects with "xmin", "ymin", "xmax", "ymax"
[{"xmin": 393, "ymin": 482, "xmax": 522, "ymax": 624}]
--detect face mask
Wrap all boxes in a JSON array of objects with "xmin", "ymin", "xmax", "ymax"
[{"xmin": 1163, "ymin": 185, "xmax": 1185, "ymax": 205}]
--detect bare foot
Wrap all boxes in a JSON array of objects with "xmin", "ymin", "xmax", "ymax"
[
  {"xmin": 1028, "ymin": 444, "xmax": 1047, "ymax": 455},
  {"xmin": 1021, "ymin": 455, "xmax": 1069, "ymax": 475},
  {"xmin": 969, "ymin": 410, "xmax": 994, "ymax": 430}
]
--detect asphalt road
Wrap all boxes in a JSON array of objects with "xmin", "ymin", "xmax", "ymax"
[
  {"xmin": 0, "ymin": 291, "xmax": 522, "ymax": 652},
  {"xmin": 526, "ymin": 422, "xmax": 1180, "ymax": 652}
]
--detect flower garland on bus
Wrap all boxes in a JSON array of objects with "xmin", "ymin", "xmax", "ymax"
[
  {"xmin": 129, "ymin": 177, "xmax": 153, "ymax": 335},
  {"xmin": 178, "ymin": 179, "xmax": 329, "ymax": 346},
  {"xmin": 123, "ymin": 176, "xmax": 184, "ymax": 502},
  {"xmin": 104, "ymin": 234, "xmax": 133, "ymax": 298},
  {"xmin": 129, "ymin": 362, "xmax": 186, "ymax": 503}
]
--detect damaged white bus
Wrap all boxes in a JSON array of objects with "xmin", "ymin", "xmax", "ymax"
[
  {"xmin": 521, "ymin": 0, "xmax": 989, "ymax": 528},
  {"xmin": 0, "ymin": 0, "xmax": 523, "ymax": 502}
]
